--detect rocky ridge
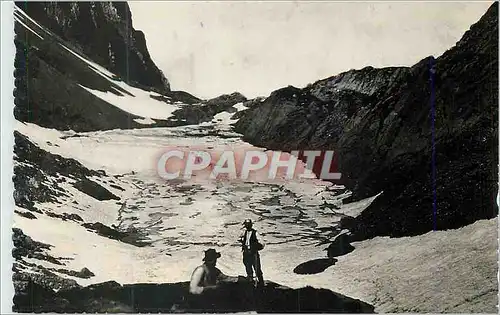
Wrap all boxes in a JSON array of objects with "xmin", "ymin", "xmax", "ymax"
[
  {"xmin": 13, "ymin": 3, "xmax": 246, "ymax": 132},
  {"xmin": 234, "ymin": 2, "xmax": 499, "ymax": 240},
  {"xmin": 15, "ymin": 1, "xmax": 170, "ymax": 93}
]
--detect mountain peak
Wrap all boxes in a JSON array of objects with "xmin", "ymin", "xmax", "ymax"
[{"xmin": 15, "ymin": 1, "xmax": 170, "ymax": 94}]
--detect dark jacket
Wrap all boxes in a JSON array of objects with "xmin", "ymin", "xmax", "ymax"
[{"xmin": 239, "ymin": 228, "xmax": 263, "ymax": 253}]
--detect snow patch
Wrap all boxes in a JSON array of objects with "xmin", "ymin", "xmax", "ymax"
[
  {"xmin": 134, "ymin": 117, "xmax": 156, "ymax": 125},
  {"xmin": 14, "ymin": 7, "xmax": 47, "ymax": 32},
  {"xmin": 232, "ymin": 102, "xmax": 248, "ymax": 112},
  {"xmin": 78, "ymin": 85, "xmax": 178, "ymax": 120},
  {"xmin": 14, "ymin": 16, "xmax": 44, "ymax": 40},
  {"xmin": 60, "ymin": 44, "xmax": 116, "ymax": 79},
  {"xmin": 57, "ymin": 43, "xmax": 180, "ymax": 120}
]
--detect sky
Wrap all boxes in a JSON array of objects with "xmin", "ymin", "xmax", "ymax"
[{"xmin": 129, "ymin": 1, "xmax": 493, "ymax": 99}]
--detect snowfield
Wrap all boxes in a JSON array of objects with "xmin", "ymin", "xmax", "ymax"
[
  {"xmin": 58, "ymin": 42, "xmax": 180, "ymax": 121},
  {"xmin": 78, "ymin": 84, "xmax": 179, "ymax": 120},
  {"xmin": 10, "ymin": 6, "xmax": 498, "ymax": 312},
  {"xmin": 13, "ymin": 116, "xmax": 499, "ymax": 313}
]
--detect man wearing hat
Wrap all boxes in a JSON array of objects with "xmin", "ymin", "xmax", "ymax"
[
  {"xmin": 239, "ymin": 219, "xmax": 265, "ymax": 286},
  {"xmin": 189, "ymin": 248, "xmax": 238, "ymax": 295}
]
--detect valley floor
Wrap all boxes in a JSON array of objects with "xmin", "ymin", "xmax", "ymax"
[
  {"xmin": 12, "ymin": 119, "xmax": 499, "ymax": 313},
  {"xmin": 9, "ymin": 2, "xmax": 498, "ymax": 313}
]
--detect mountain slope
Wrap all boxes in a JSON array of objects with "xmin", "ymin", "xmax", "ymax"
[
  {"xmin": 9, "ymin": 2, "xmax": 498, "ymax": 313},
  {"xmin": 235, "ymin": 2, "xmax": 499, "ymax": 240},
  {"xmin": 13, "ymin": 4, "xmax": 177, "ymax": 131},
  {"xmin": 15, "ymin": 1, "xmax": 170, "ymax": 94},
  {"xmin": 13, "ymin": 5, "xmax": 245, "ymax": 132}
]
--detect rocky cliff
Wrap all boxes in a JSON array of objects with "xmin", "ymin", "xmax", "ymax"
[
  {"xmin": 13, "ymin": 2, "xmax": 172, "ymax": 131},
  {"xmin": 13, "ymin": 2, "xmax": 246, "ymax": 132},
  {"xmin": 235, "ymin": 3, "xmax": 498, "ymax": 240},
  {"xmin": 15, "ymin": 1, "xmax": 170, "ymax": 93}
]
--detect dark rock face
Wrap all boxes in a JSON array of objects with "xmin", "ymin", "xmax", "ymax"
[
  {"xmin": 12, "ymin": 228, "xmax": 62, "ymax": 265},
  {"xmin": 163, "ymin": 90, "xmax": 203, "ymax": 105},
  {"xmin": 82, "ymin": 222, "xmax": 151, "ymax": 247},
  {"xmin": 73, "ymin": 178, "xmax": 119, "ymax": 201},
  {"xmin": 13, "ymin": 278, "xmax": 375, "ymax": 313},
  {"xmin": 171, "ymin": 92, "xmax": 247, "ymax": 125},
  {"xmin": 52, "ymin": 267, "xmax": 95, "ymax": 279},
  {"xmin": 12, "ymin": 227, "xmax": 96, "ymax": 294},
  {"xmin": 45, "ymin": 211, "xmax": 83, "ymax": 222},
  {"xmin": 325, "ymin": 233, "xmax": 355, "ymax": 258},
  {"xmin": 12, "ymin": 5, "xmax": 244, "ymax": 132},
  {"xmin": 14, "ymin": 137, "xmax": 64, "ymax": 212},
  {"xmin": 15, "ymin": 1, "xmax": 170, "ymax": 94},
  {"xmin": 13, "ymin": 272, "xmax": 81, "ymax": 308},
  {"xmin": 13, "ymin": 131, "xmax": 116, "ymax": 212},
  {"xmin": 293, "ymin": 232, "xmax": 354, "ymax": 275},
  {"xmin": 235, "ymin": 68, "xmax": 407, "ymax": 153},
  {"xmin": 12, "ymin": 228, "xmax": 93, "ymax": 301},
  {"xmin": 235, "ymin": 3, "xmax": 498, "ymax": 240},
  {"xmin": 14, "ymin": 210, "xmax": 37, "ymax": 219},
  {"xmin": 12, "ymin": 5, "xmax": 175, "ymax": 132},
  {"xmin": 13, "ymin": 130, "xmax": 99, "ymax": 179}
]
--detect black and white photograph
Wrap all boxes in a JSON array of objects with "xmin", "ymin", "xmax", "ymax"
[{"xmin": 2, "ymin": 0, "xmax": 499, "ymax": 313}]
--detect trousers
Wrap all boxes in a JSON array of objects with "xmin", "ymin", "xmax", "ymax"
[{"xmin": 242, "ymin": 251, "xmax": 264, "ymax": 283}]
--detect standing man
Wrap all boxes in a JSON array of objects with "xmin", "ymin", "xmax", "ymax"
[{"xmin": 239, "ymin": 219, "xmax": 265, "ymax": 286}]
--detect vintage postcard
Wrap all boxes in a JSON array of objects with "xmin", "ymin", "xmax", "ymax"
[{"xmin": 1, "ymin": 0, "xmax": 498, "ymax": 313}]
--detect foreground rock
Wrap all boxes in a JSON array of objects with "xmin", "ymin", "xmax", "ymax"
[
  {"xmin": 13, "ymin": 278, "xmax": 375, "ymax": 313},
  {"xmin": 235, "ymin": 3, "xmax": 498, "ymax": 240}
]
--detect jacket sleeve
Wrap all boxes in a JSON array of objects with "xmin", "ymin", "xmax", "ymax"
[
  {"xmin": 254, "ymin": 230, "xmax": 259, "ymax": 242},
  {"xmin": 253, "ymin": 230, "xmax": 264, "ymax": 249}
]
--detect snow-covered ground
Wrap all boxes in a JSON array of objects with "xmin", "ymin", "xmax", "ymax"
[
  {"xmin": 60, "ymin": 37, "xmax": 180, "ymax": 122},
  {"xmin": 11, "ymin": 10, "xmax": 498, "ymax": 311},
  {"xmin": 13, "ymin": 114, "xmax": 498, "ymax": 313},
  {"xmin": 63, "ymin": 41, "xmax": 180, "ymax": 121}
]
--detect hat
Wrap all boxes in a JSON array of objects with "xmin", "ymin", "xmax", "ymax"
[
  {"xmin": 242, "ymin": 219, "xmax": 253, "ymax": 226},
  {"xmin": 203, "ymin": 248, "xmax": 221, "ymax": 261}
]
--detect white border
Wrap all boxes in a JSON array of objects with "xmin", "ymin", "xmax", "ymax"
[{"xmin": 1, "ymin": 0, "xmax": 15, "ymax": 313}]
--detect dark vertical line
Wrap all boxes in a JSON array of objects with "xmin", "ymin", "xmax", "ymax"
[
  {"xmin": 126, "ymin": 5, "xmax": 130, "ymax": 84},
  {"xmin": 429, "ymin": 57, "xmax": 437, "ymax": 231},
  {"xmin": 22, "ymin": 1, "xmax": 31, "ymax": 122},
  {"xmin": 125, "ymin": 3, "xmax": 131, "ymax": 128}
]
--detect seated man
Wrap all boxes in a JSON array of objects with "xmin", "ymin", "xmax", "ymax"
[{"xmin": 189, "ymin": 248, "xmax": 238, "ymax": 295}]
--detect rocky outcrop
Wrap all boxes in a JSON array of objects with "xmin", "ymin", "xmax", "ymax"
[
  {"xmin": 14, "ymin": 1, "xmax": 170, "ymax": 93},
  {"xmin": 12, "ymin": 228, "xmax": 93, "ymax": 292},
  {"xmin": 12, "ymin": 228, "xmax": 63, "ymax": 265},
  {"xmin": 13, "ymin": 4, "xmax": 244, "ymax": 132},
  {"xmin": 13, "ymin": 5, "xmax": 167, "ymax": 131},
  {"xmin": 235, "ymin": 66, "xmax": 407, "ymax": 153},
  {"xmin": 235, "ymin": 3, "xmax": 498, "ymax": 239},
  {"xmin": 13, "ymin": 278, "xmax": 375, "ymax": 313},
  {"xmin": 81, "ymin": 222, "xmax": 151, "ymax": 247},
  {"xmin": 72, "ymin": 178, "xmax": 119, "ymax": 201},
  {"xmin": 13, "ymin": 131, "xmax": 114, "ymax": 212},
  {"xmin": 171, "ymin": 92, "xmax": 247, "ymax": 125}
]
